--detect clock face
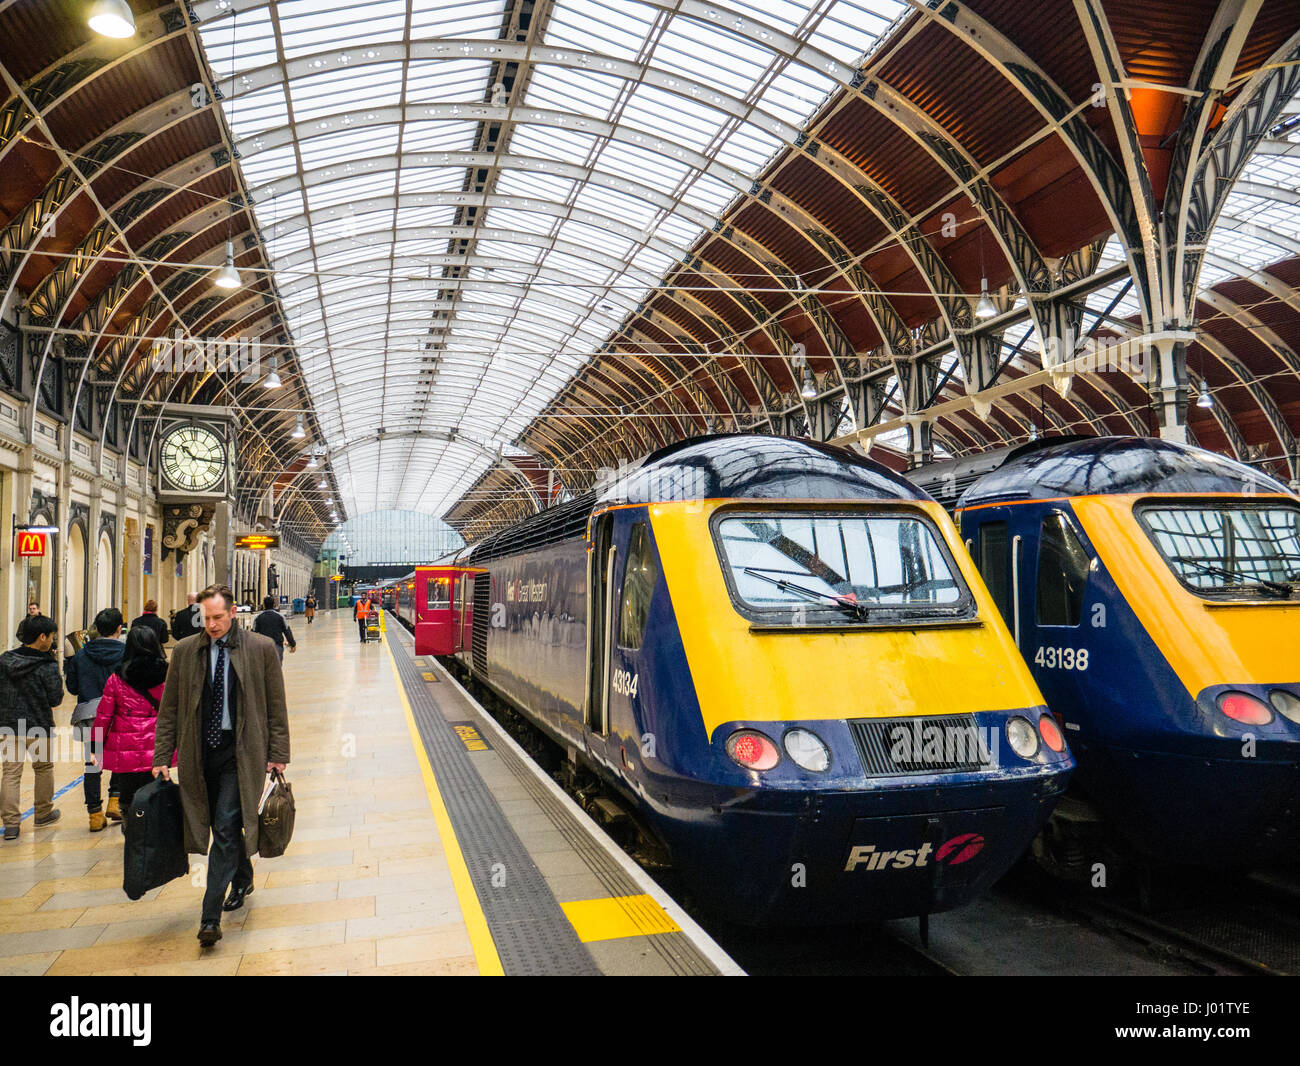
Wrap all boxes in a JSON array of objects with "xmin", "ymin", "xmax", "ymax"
[{"xmin": 161, "ymin": 424, "xmax": 226, "ymax": 493}]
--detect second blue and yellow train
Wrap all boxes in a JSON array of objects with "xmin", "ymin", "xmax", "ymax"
[{"xmin": 912, "ymin": 435, "xmax": 1300, "ymax": 874}]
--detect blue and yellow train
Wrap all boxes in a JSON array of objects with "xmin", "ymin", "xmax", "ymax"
[
  {"xmin": 436, "ymin": 435, "xmax": 1072, "ymax": 923},
  {"xmin": 926, "ymin": 436, "xmax": 1300, "ymax": 872}
]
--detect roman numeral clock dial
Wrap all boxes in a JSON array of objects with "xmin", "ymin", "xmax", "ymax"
[{"xmin": 160, "ymin": 424, "xmax": 226, "ymax": 493}]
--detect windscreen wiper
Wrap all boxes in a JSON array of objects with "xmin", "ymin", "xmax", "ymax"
[
  {"xmin": 1179, "ymin": 558, "xmax": 1292, "ymax": 597},
  {"xmin": 743, "ymin": 567, "xmax": 870, "ymax": 621}
]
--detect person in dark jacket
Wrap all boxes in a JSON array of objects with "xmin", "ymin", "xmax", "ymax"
[
  {"xmin": 170, "ymin": 594, "xmax": 202, "ymax": 642},
  {"xmin": 1, "ymin": 615, "xmax": 64, "ymax": 839},
  {"xmin": 91, "ymin": 627, "xmax": 173, "ymax": 822},
  {"xmin": 252, "ymin": 597, "xmax": 296, "ymax": 662},
  {"xmin": 129, "ymin": 600, "xmax": 169, "ymax": 650},
  {"xmin": 65, "ymin": 608, "xmax": 126, "ymax": 831}
]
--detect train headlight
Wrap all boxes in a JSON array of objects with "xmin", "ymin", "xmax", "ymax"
[
  {"xmin": 1006, "ymin": 716, "xmax": 1039, "ymax": 759},
  {"xmin": 1269, "ymin": 689, "xmax": 1300, "ymax": 725},
  {"xmin": 1217, "ymin": 692, "xmax": 1273, "ymax": 726},
  {"xmin": 725, "ymin": 730, "xmax": 780, "ymax": 771},
  {"xmin": 783, "ymin": 729, "xmax": 830, "ymax": 772}
]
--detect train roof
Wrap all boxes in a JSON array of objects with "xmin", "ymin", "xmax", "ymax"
[
  {"xmin": 461, "ymin": 434, "xmax": 932, "ymax": 564},
  {"xmin": 954, "ymin": 435, "xmax": 1293, "ymax": 508}
]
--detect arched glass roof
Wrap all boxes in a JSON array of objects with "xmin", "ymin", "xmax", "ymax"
[{"xmin": 195, "ymin": 0, "xmax": 908, "ymax": 516}]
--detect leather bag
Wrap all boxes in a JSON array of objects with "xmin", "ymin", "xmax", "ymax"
[{"xmin": 258, "ymin": 768, "xmax": 295, "ymax": 858}]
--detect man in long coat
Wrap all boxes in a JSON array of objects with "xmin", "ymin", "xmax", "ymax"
[{"xmin": 153, "ymin": 584, "xmax": 290, "ymax": 946}]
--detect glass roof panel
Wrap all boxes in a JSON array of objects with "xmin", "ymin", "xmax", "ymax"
[{"xmin": 196, "ymin": 0, "xmax": 921, "ymax": 518}]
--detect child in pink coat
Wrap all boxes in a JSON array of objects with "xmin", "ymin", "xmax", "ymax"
[{"xmin": 91, "ymin": 627, "xmax": 174, "ymax": 819}]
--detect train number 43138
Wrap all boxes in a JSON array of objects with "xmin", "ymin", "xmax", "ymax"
[{"xmin": 1033, "ymin": 646, "xmax": 1089, "ymax": 670}]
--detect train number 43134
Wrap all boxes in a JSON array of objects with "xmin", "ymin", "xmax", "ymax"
[
  {"xmin": 612, "ymin": 669, "xmax": 639, "ymax": 697},
  {"xmin": 1033, "ymin": 646, "xmax": 1089, "ymax": 670}
]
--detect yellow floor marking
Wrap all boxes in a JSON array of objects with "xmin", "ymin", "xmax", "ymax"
[
  {"xmin": 382, "ymin": 632, "xmax": 505, "ymax": 976},
  {"xmin": 560, "ymin": 894, "xmax": 682, "ymax": 943},
  {"xmin": 422, "ymin": 671, "xmax": 437, "ymax": 682}
]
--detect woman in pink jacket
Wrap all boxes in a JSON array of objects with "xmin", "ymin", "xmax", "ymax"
[{"xmin": 91, "ymin": 627, "xmax": 173, "ymax": 819}]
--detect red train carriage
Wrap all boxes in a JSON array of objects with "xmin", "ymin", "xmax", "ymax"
[{"xmin": 392, "ymin": 565, "xmax": 480, "ymax": 656}]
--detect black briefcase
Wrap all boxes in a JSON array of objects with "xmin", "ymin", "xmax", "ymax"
[{"xmin": 122, "ymin": 777, "xmax": 190, "ymax": 901}]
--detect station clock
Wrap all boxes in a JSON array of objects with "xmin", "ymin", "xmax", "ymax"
[
  {"xmin": 155, "ymin": 410, "xmax": 234, "ymax": 499},
  {"xmin": 160, "ymin": 423, "xmax": 226, "ymax": 493}
]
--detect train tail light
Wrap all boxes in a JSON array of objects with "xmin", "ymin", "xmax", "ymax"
[
  {"xmin": 1037, "ymin": 714, "xmax": 1066, "ymax": 753},
  {"xmin": 1217, "ymin": 692, "xmax": 1273, "ymax": 725},
  {"xmin": 726, "ymin": 730, "xmax": 780, "ymax": 771}
]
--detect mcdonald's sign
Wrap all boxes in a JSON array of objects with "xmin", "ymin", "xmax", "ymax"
[{"xmin": 17, "ymin": 531, "xmax": 47, "ymax": 557}]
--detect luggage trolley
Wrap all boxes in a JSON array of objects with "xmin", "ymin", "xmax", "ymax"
[{"xmin": 364, "ymin": 613, "xmax": 381, "ymax": 643}]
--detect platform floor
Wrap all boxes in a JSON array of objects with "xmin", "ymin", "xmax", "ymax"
[{"xmin": 0, "ymin": 610, "xmax": 734, "ymax": 976}]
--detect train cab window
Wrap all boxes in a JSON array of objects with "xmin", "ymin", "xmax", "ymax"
[
  {"xmin": 712, "ymin": 511, "xmax": 972, "ymax": 625},
  {"xmin": 1036, "ymin": 513, "xmax": 1090, "ymax": 626},
  {"xmin": 426, "ymin": 577, "xmax": 450, "ymax": 611},
  {"xmin": 1139, "ymin": 502, "xmax": 1300, "ymax": 598},
  {"xmin": 618, "ymin": 523, "xmax": 658, "ymax": 650},
  {"xmin": 977, "ymin": 522, "xmax": 1012, "ymax": 625}
]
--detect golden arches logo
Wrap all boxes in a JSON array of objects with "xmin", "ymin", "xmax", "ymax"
[{"xmin": 17, "ymin": 532, "xmax": 47, "ymax": 557}]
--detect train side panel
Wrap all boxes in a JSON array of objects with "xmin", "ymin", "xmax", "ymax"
[{"xmin": 478, "ymin": 542, "xmax": 588, "ymax": 746}]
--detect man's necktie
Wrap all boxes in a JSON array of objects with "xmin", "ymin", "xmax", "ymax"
[{"xmin": 205, "ymin": 639, "xmax": 227, "ymax": 748}]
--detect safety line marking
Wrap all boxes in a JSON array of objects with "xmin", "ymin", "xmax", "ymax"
[
  {"xmin": 561, "ymin": 894, "xmax": 682, "ymax": 943},
  {"xmin": 382, "ymin": 632, "xmax": 505, "ymax": 976},
  {"xmin": 19, "ymin": 774, "xmax": 86, "ymax": 822}
]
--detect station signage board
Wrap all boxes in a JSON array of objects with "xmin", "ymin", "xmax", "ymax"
[
  {"xmin": 234, "ymin": 533, "xmax": 280, "ymax": 551},
  {"xmin": 17, "ymin": 531, "xmax": 47, "ymax": 557}
]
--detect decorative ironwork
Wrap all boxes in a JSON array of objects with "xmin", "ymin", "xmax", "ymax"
[{"xmin": 161, "ymin": 501, "xmax": 216, "ymax": 562}]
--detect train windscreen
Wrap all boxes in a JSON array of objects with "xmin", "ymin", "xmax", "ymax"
[
  {"xmin": 1138, "ymin": 502, "xmax": 1300, "ymax": 597},
  {"xmin": 713, "ymin": 511, "xmax": 972, "ymax": 623}
]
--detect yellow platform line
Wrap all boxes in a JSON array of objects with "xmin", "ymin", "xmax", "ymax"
[
  {"xmin": 383, "ymin": 632, "xmax": 505, "ymax": 976},
  {"xmin": 561, "ymin": 894, "xmax": 682, "ymax": 943}
]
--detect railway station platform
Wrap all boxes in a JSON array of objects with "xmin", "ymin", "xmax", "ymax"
[{"xmin": 0, "ymin": 610, "xmax": 739, "ymax": 976}]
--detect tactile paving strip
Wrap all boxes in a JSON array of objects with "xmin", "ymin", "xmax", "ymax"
[
  {"xmin": 390, "ymin": 627, "xmax": 719, "ymax": 976},
  {"xmin": 388, "ymin": 632, "xmax": 600, "ymax": 976}
]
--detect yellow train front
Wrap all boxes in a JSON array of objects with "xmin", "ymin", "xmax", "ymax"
[{"xmin": 455, "ymin": 435, "xmax": 1073, "ymax": 923}]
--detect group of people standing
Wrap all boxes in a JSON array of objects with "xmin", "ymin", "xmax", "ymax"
[{"xmin": 0, "ymin": 588, "xmax": 299, "ymax": 945}]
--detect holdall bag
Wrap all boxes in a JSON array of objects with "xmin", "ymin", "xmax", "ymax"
[
  {"xmin": 258, "ymin": 768, "xmax": 295, "ymax": 858},
  {"xmin": 70, "ymin": 697, "xmax": 101, "ymax": 739},
  {"xmin": 122, "ymin": 777, "xmax": 189, "ymax": 900}
]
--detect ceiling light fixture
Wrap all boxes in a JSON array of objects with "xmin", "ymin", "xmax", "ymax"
[
  {"xmin": 1197, "ymin": 380, "xmax": 1214, "ymax": 409},
  {"xmin": 213, "ymin": 240, "xmax": 241, "ymax": 289},
  {"xmin": 975, "ymin": 279, "xmax": 997, "ymax": 320},
  {"xmin": 88, "ymin": 0, "xmax": 135, "ymax": 38},
  {"xmin": 800, "ymin": 367, "xmax": 818, "ymax": 400},
  {"xmin": 262, "ymin": 356, "xmax": 282, "ymax": 389},
  {"xmin": 291, "ymin": 414, "xmax": 305, "ymax": 438}
]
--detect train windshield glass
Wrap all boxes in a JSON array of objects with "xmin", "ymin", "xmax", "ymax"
[
  {"xmin": 1140, "ymin": 503, "xmax": 1300, "ymax": 596},
  {"xmin": 715, "ymin": 512, "xmax": 968, "ymax": 621}
]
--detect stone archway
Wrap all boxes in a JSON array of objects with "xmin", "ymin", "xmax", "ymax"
[
  {"xmin": 96, "ymin": 531, "xmax": 114, "ymax": 615},
  {"xmin": 65, "ymin": 522, "xmax": 86, "ymax": 637}
]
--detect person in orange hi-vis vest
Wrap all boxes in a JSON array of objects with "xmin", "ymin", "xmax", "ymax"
[{"xmin": 354, "ymin": 596, "xmax": 371, "ymax": 644}]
